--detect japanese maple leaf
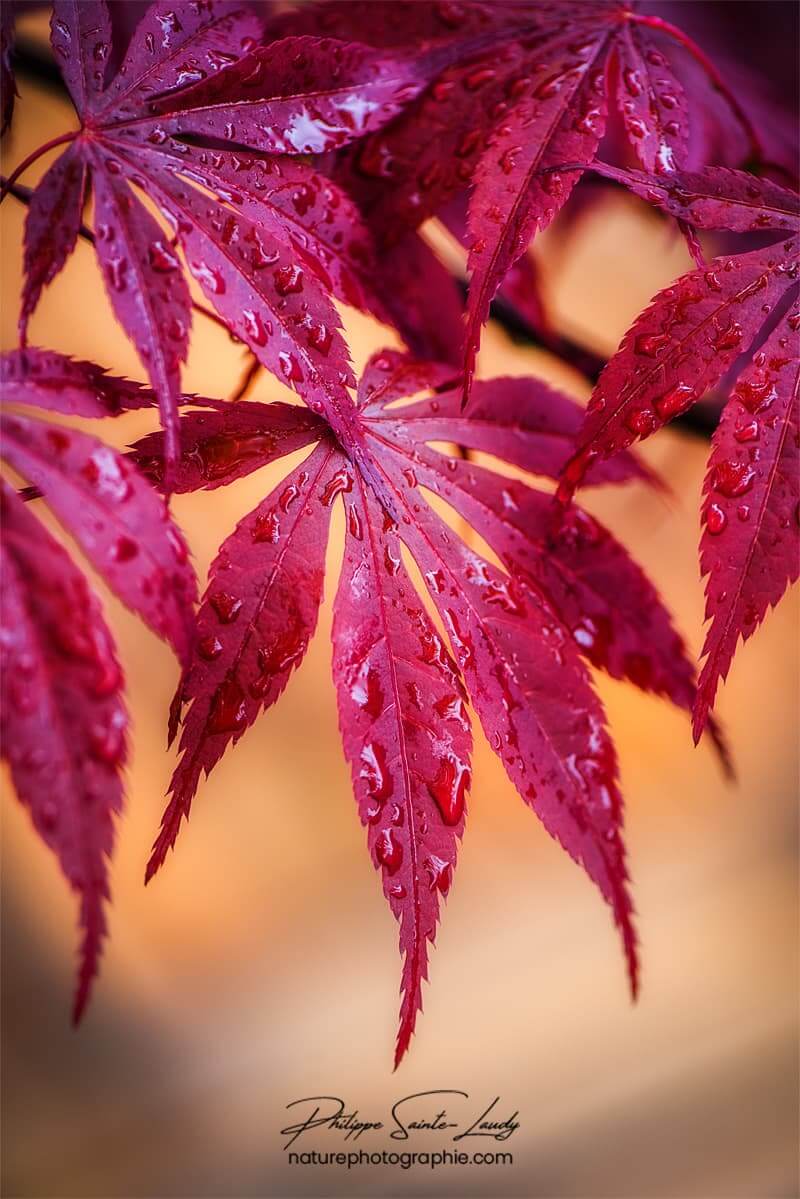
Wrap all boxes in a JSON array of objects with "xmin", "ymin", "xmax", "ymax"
[
  {"xmin": 557, "ymin": 166, "xmax": 799, "ymax": 726},
  {"xmin": 0, "ymin": 347, "xmax": 197, "ymax": 1017},
  {"xmin": 134, "ymin": 348, "xmax": 721, "ymax": 1064},
  {"xmin": 274, "ymin": 2, "xmax": 763, "ymax": 404},
  {"xmin": 694, "ymin": 304, "xmax": 800, "ymax": 739},
  {"xmin": 10, "ymin": 0, "xmax": 433, "ymax": 466}
]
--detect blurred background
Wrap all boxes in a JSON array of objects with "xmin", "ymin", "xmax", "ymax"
[{"xmin": 1, "ymin": 7, "xmax": 798, "ymax": 1198}]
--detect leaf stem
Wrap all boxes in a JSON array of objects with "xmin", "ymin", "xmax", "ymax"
[
  {"xmin": 0, "ymin": 130, "xmax": 78, "ymax": 203},
  {"xmin": 627, "ymin": 13, "xmax": 764, "ymax": 164},
  {"xmin": 229, "ymin": 351, "xmax": 262, "ymax": 402}
]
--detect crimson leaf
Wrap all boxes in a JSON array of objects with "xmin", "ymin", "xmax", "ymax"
[
  {"xmin": 16, "ymin": 0, "xmax": 432, "ymax": 465},
  {"xmin": 281, "ymin": 3, "xmax": 757, "ymax": 403},
  {"xmin": 558, "ymin": 168, "xmax": 799, "ymax": 729},
  {"xmin": 694, "ymin": 305, "xmax": 800, "ymax": 739},
  {"xmin": 132, "ymin": 350, "xmax": 732, "ymax": 1061},
  {"xmin": 0, "ymin": 347, "xmax": 205, "ymax": 1018},
  {"xmin": 1, "ymin": 349, "xmax": 197, "ymax": 665},
  {"xmin": 1, "ymin": 478, "xmax": 125, "ymax": 1022}
]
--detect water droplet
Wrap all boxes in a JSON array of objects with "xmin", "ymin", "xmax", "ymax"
[
  {"xmin": 625, "ymin": 407, "xmax": 657, "ymax": 436},
  {"xmin": 89, "ymin": 712, "xmax": 126, "ymax": 767},
  {"xmin": 148, "ymin": 240, "xmax": 180, "ymax": 274},
  {"xmin": 198, "ymin": 635, "xmax": 223, "ymax": 660},
  {"xmin": 424, "ymin": 854, "xmax": 452, "ymax": 894},
  {"xmin": 736, "ymin": 377, "xmax": 776, "ymax": 413},
  {"xmin": 112, "ymin": 535, "xmax": 138, "ymax": 562},
  {"xmin": 654, "ymin": 382, "xmax": 695, "ymax": 420},
  {"xmin": 208, "ymin": 678, "xmax": 246, "ymax": 734},
  {"xmin": 242, "ymin": 308, "xmax": 268, "ymax": 346},
  {"xmin": 347, "ymin": 506, "xmax": 363, "ymax": 540},
  {"xmin": 534, "ymin": 72, "xmax": 563, "ymax": 100},
  {"xmin": 428, "ymin": 756, "xmax": 469, "ymax": 825},
  {"xmin": 320, "ymin": 469, "xmax": 352, "ymax": 506},
  {"xmin": 499, "ymin": 146, "xmax": 521, "ymax": 175},
  {"xmin": 456, "ymin": 129, "xmax": 482, "ymax": 158},
  {"xmin": 706, "ymin": 502, "xmax": 727, "ymax": 534},
  {"xmin": 274, "ymin": 264, "xmax": 304, "ymax": 296},
  {"xmin": 192, "ymin": 261, "xmax": 226, "ymax": 294},
  {"xmin": 635, "ymin": 332, "xmax": 669, "ymax": 357},
  {"xmin": 464, "ymin": 66, "xmax": 496, "ymax": 91},
  {"xmin": 279, "ymin": 483, "xmax": 300, "ymax": 511},
  {"xmin": 252, "ymin": 510, "xmax": 280, "ymax": 543},
  {"xmin": 278, "ymin": 352, "xmax": 303, "ymax": 383},
  {"xmin": 622, "ymin": 67, "xmax": 642, "ymax": 97},
  {"xmin": 375, "ymin": 827, "xmax": 402, "ymax": 873},
  {"xmin": 209, "ymin": 591, "xmax": 242, "ymax": 623},
  {"xmin": 734, "ymin": 418, "xmax": 760, "ymax": 443},
  {"xmin": 252, "ymin": 630, "xmax": 306, "ymax": 689},
  {"xmin": 711, "ymin": 321, "xmax": 743, "ymax": 352},
  {"xmin": 361, "ymin": 742, "xmax": 393, "ymax": 802},
  {"xmin": 351, "ymin": 666, "xmax": 384, "ymax": 719},
  {"xmin": 484, "ymin": 578, "xmax": 523, "ymax": 615},
  {"xmin": 712, "ymin": 459, "xmax": 756, "ymax": 498},
  {"xmin": 106, "ymin": 256, "xmax": 128, "ymax": 292},
  {"xmin": 307, "ymin": 321, "xmax": 332, "ymax": 354}
]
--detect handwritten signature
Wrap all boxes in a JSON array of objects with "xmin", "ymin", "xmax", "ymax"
[{"xmin": 280, "ymin": 1092, "xmax": 520, "ymax": 1149}]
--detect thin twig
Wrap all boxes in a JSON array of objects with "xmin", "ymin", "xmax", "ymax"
[{"xmin": 229, "ymin": 351, "xmax": 263, "ymax": 402}]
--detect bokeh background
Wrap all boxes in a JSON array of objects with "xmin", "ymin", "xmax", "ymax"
[{"xmin": 1, "ymin": 8, "xmax": 798, "ymax": 1198}]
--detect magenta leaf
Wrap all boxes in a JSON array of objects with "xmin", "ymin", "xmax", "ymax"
[
  {"xmin": 694, "ymin": 305, "xmax": 800, "ymax": 738},
  {"xmin": 90, "ymin": 152, "xmax": 191, "ymax": 466},
  {"xmin": 142, "ymin": 352, "xmax": 654, "ymax": 1059},
  {"xmin": 357, "ymin": 349, "xmax": 459, "ymax": 410},
  {"xmin": 614, "ymin": 22, "xmax": 688, "ymax": 174},
  {"xmin": 582, "ymin": 162, "xmax": 800, "ymax": 235},
  {"xmin": 0, "ymin": 409, "xmax": 196, "ymax": 665},
  {"xmin": 141, "ymin": 35, "xmax": 432, "ymax": 153},
  {"xmin": 0, "ymin": 347, "xmax": 158, "ymax": 416},
  {"xmin": 131, "ymin": 399, "xmax": 325, "ymax": 492},
  {"xmin": 50, "ymin": 0, "xmax": 113, "ymax": 115},
  {"xmin": 368, "ymin": 364, "xmax": 656, "ymax": 488},
  {"xmin": 389, "ymin": 443, "xmax": 725, "ymax": 761},
  {"xmin": 464, "ymin": 28, "xmax": 611, "ymax": 403},
  {"xmin": 560, "ymin": 238, "xmax": 799, "ymax": 498},
  {"xmin": 1, "ymin": 479, "xmax": 125, "ymax": 1021},
  {"xmin": 97, "ymin": 0, "xmax": 262, "ymax": 119},
  {"xmin": 20, "ymin": 147, "xmax": 88, "ymax": 342},
  {"xmin": 148, "ymin": 440, "xmax": 341, "ymax": 879},
  {"xmin": 333, "ymin": 473, "xmax": 471, "ymax": 1066},
  {"xmin": 389, "ymin": 478, "xmax": 638, "ymax": 998},
  {"xmin": 16, "ymin": 0, "xmax": 431, "ymax": 464},
  {"xmin": 371, "ymin": 231, "xmax": 465, "ymax": 368}
]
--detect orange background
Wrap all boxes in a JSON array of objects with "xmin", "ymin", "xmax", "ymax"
[{"xmin": 2, "ymin": 25, "xmax": 798, "ymax": 1199}]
